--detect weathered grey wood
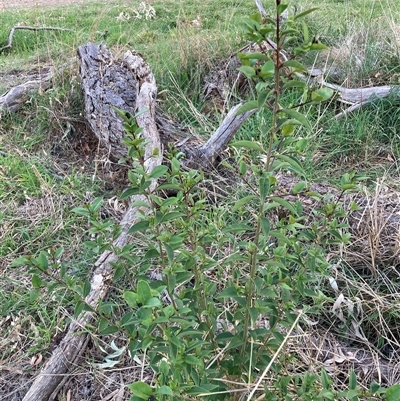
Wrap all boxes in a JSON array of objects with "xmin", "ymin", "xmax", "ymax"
[
  {"xmin": 22, "ymin": 47, "xmax": 161, "ymax": 401},
  {"xmin": 77, "ymin": 42, "xmax": 140, "ymax": 160},
  {"xmin": 199, "ymin": 103, "xmax": 256, "ymax": 166},
  {"xmin": 0, "ymin": 72, "xmax": 52, "ymax": 116}
]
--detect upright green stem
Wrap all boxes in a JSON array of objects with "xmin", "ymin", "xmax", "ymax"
[
  {"xmin": 240, "ymin": 203, "xmax": 263, "ymax": 359},
  {"xmin": 266, "ymin": 1, "xmax": 282, "ymax": 171}
]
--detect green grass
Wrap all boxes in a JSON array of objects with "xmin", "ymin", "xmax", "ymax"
[{"xmin": 2, "ymin": 0, "xmax": 400, "ymax": 398}]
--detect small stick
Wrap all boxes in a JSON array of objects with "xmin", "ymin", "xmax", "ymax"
[{"xmin": 1, "ymin": 26, "xmax": 73, "ymax": 53}]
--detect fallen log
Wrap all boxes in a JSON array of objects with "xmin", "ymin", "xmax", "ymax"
[{"xmin": 22, "ymin": 47, "xmax": 162, "ymax": 401}]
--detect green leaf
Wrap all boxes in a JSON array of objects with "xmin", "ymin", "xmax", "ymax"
[
  {"xmin": 292, "ymin": 181, "xmax": 307, "ymax": 194},
  {"xmin": 37, "ymin": 251, "xmax": 48, "ymax": 270},
  {"xmin": 231, "ymin": 140, "xmax": 264, "ymax": 152},
  {"xmin": 156, "ymin": 386, "xmax": 173, "ymax": 396},
  {"xmin": 218, "ymin": 286, "xmax": 238, "ymax": 298},
  {"xmin": 161, "ymin": 211, "xmax": 184, "ymax": 222},
  {"xmin": 237, "ymin": 65, "xmax": 256, "ymax": 78},
  {"xmin": 321, "ymin": 369, "xmax": 331, "ymax": 389},
  {"xmin": 284, "ymin": 60, "xmax": 308, "ymax": 72},
  {"xmin": 294, "ymin": 7, "xmax": 319, "ymax": 20},
  {"xmin": 275, "ymin": 154, "xmax": 305, "ymax": 177},
  {"xmin": 281, "ymin": 108, "xmax": 311, "ymax": 130},
  {"xmin": 137, "ymin": 280, "xmax": 152, "ymax": 305},
  {"xmin": 369, "ymin": 381, "xmax": 381, "ymax": 394},
  {"xmin": 164, "ymin": 243, "xmax": 174, "ymax": 263},
  {"xmin": 283, "ymin": 80, "xmax": 307, "ymax": 89},
  {"xmin": 184, "ymin": 355, "xmax": 202, "ymax": 365},
  {"xmin": 11, "ymin": 256, "xmax": 31, "ymax": 267},
  {"xmin": 349, "ymin": 369, "xmax": 357, "ymax": 390},
  {"xmin": 99, "ymin": 325, "xmax": 119, "ymax": 335},
  {"xmin": 258, "ymin": 90, "xmax": 270, "ymax": 109},
  {"xmin": 128, "ymin": 220, "xmax": 149, "ymax": 234},
  {"xmin": 236, "ymin": 101, "xmax": 258, "ymax": 115},
  {"xmin": 83, "ymin": 279, "xmax": 91, "ymax": 297},
  {"xmin": 127, "ymin": 382, "xmax": 153, "ymax": 399},
  {"xmin": 386, "ymin": 384, "xmax": 400, "ymax": 401},
  {"xmin": 269, "ymin": 197, "xmax": 298, "ymax": 215},
  {"xmin": 232, "ymin": 195, "xmax": 257, "ymax": 212},
  {"xmin": 310, "ymin": 43, "xmax": 328, "ymax": 50},
  {"xmin": 277, "ymin": 3, "xmax": 288, "ymax": 15},
  {"xmin": 222, "ymin": 224, "xmax": 253, "ymax": 233},
  {"xmin": 311, "ymin": 88, "xmax": 334, "ymax": 102},
  {"xmin": 123, "ymin": 291, "xmax": 138, "ymax": 308},
  {"xmin": 120, "ymin": 187, "xmax": 140, "ymax": 199},
  {"xmin": 239, "ymin": 52, "xmax": 270, "ymax": 61},
  {"xmin": 302, "ymin": 21, "xmax": 309, "ymax": 43},
  {"xmin": 31, "ymin": 274, "xmax": 42, "ymax": 288},
  {"xmin": 281, "ymin": 125, "xmax": 294, "ymax": 137},
  {"xmin": 72, "ymin": 207, "xmax": 90, "ymax": 217},
  {"xmin": 259, "ymin": 177, "xmax": 270, "ymax": 200},
  {"xmin": 260, "ymin": 217, "xmax": 270, "ymax": 236},
  {"xmin": 149, "ymin": 165, "xmax": 168, "ymax": 179}
]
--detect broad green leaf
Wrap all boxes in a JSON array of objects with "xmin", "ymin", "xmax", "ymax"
[
  {"xmin": 302, "ymin": 21, "xmax": 309, "ymax": 43},
  {"xmin": 275, "ymin": 154, "xmax": 305, "ymax": 176},
  {"xmin": 236, "ymin": 101, "xmax": 258, "ymax": 115},
  {"xmin": 281, "ymin": 108, "xmax": 311, "ymax": 130},
  {"xmin": 137, "ymin": 280, "xmax": 152, "ymax": 304},
  {"xmin": 239, "ymin": 52, "xmax": 270, "ymax": 61},
  {"xmin": 281, "ymin": 124, "xmax": 294, "ymax": 137},
  {"xmin": 11, "ymin": 256, "xmax": 31, "ymax": 267},
  {"xmin": 269, "ymin": 197, "xmax": 298, "ymax": 215},
  {"xmin": 127, "ymin": 382, "xmax": 153, "ymax": 399},
  {"xmin": 123, "ymin": 291, "xmax": 138, "ymax": 307},
  {"xmin": 283, "ymin": 60, "xmax": 308, "ymax": 72},
  {"xmin": 321, "ymin": 369, "xmax": 331, "ymax": 389},
  {"xmin": 237, "ymin": 65, "xmax": 256, "ymax": 78},
  {"xmin": 120, "ymin": 187, "xmax": 140, "ymax": 199},
  {"xmin": 232, "ymin": 195, "xmax": 257, "ymax": 212},
  {"xmin": 149, "ymin": 165, "xmax": 168, "ymax": 179},
  {"xmin": 128, "ymin": 220, "xmax": 149, "ymax": 234},
  {"xmin": 218, "ymin": 286, "xmax": 238, "ymax": 298},
  {"xmin": 83, "ymin": 279, "xmax": 91, "ymax": 297},
  {"xmin": 164, "ymin": 242, "xmax": 174, "ymax": 263},
  {"xmin": 349, "ymin": 369, "xmax": 357, "ymax": 390},
  {"xmin": 37, "ymin": 251, "xmax": 48, "ymax": 270},
  {"xmin": 277, "ymin": 3, "xmax": 288, "ymax": 15},
  {"xmin": 386, "ymin": 384, "xmax": 400, "ymax": 401},
  {"xmin": 222, "ymin": 224, "xmax": 253, "ymax": 233},
  {"xmin": 231, "ymin": 140, "xmax": 264, "ymax": 152},
  {"xmin": 294, "ymin": 7, "xmax": 319, "ymax": 20},
  {"xmin": 72, "ymin": 206, "xmax": 91, "ymax": 216},
  {"xmin": 161, "ymin": 211, "xmax": 184, "ymax": 222},
  {"xmin": 261, "ymin": 217, "xmax": 270, "ymax": 236},
  {"xmin": 258, "ymin": 90, "xmax": 270, "ymax": 109},
  {"xmin": 156, "ymin": 386, "xmax": 173, "ymax": 396},
  {"xmin": 156, "ymin": 183, "xmax": 181, "ymax": 191},
  {"xmin": 90, "ymin": 197, "xmax": 103, "ymax": 212},
  {"xmin": 310, "ymin": 43, "xmax": 328, "ymax": 50},
  {"xmin": 259, "ymin": 177, "xmax": 270, "ymax": 200},
  {"xmin": 292, "ymin": 181, "xmax": 307, "ymax": 194},
  {"xmin": 184, "ymin": 355, "xmax": 202, "ymax": 365},
  {"xmin": 32, "ymin": 274, "xmax": 42, "ymax": 288},
  {"xmin": 283, "ymin": 80, "xmax": 307, "ymax": 89},
  {"xmin": 311, "ymin": 88, "xmax": 334, "ymax": 102}
]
